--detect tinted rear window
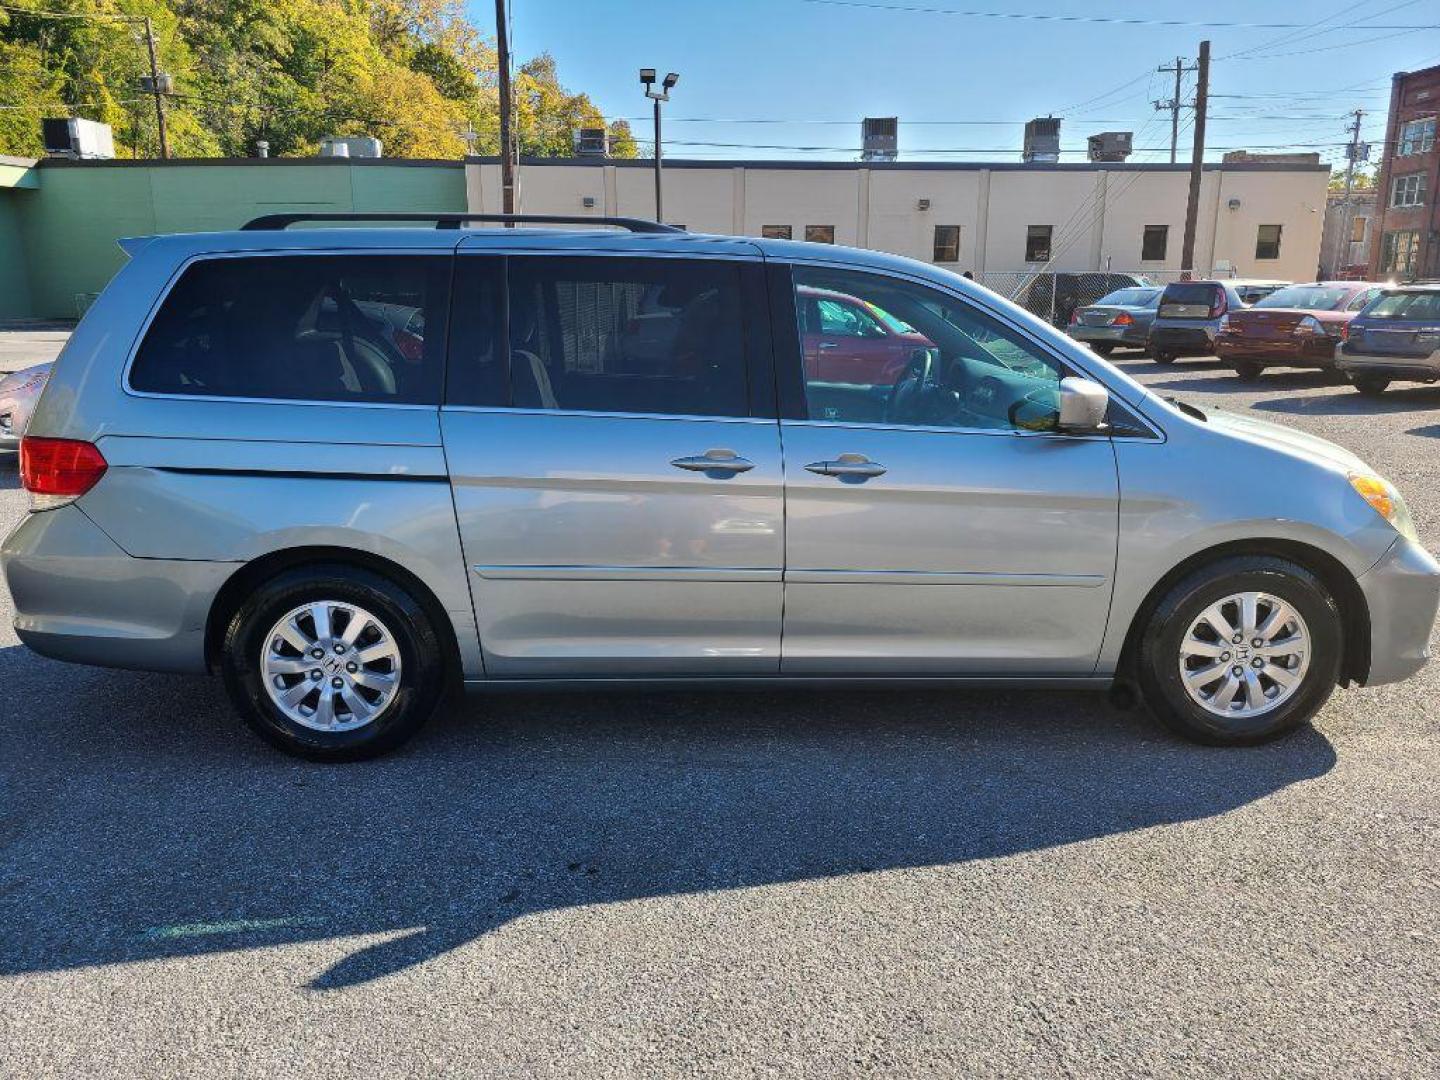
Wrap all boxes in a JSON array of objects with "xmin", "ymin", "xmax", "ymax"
[
  {"xmin": 1254, "ymin": 285, "xmax": 1349, "ymax": 310},
  {"xmin": 1160, "ymin": 283, "xmax": 1221, "ymax": 305},
  {"xmin": 503, "ymin": 256, "xmax": 748, "ymax": 418},
  {"xmin": 1364, "ymin": 292, "xmax": 1440, "ymax": 320},
  {"xmin": 131, "ymin": 255, "xmax": 448, "ymax": 404}
]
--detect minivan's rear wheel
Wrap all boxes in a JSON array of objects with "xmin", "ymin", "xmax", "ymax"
[
  {"xmin": 1233, "ymin": 361, "xmax": 1263, "ymax": 380},
  {"xmin": 1152, "ymin": 350, "xmax": 1177, "ymax": 364},
  {"xmin": 222, "ymin": 564, "xmax": 446, "ymax": 760},
  {"xmin": 1136, "ymin": 556, "xmax": 1342, "ymax": 745}
]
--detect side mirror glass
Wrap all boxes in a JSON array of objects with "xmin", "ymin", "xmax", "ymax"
[{"xmin": 1057, "ymin": 376, "xmax": 1110, "ymax": 433}]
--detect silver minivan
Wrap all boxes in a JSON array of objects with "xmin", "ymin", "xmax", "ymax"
[{"xmin": 4, "ymin": 214, "xmax": 1438, "ymax": 760}]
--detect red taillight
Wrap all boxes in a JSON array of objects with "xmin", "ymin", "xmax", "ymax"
[
  {"xmin": 1340, "ymin": 321, "xmax": 1350, "ymax": 342},
  {"xmin": 1209, "ymin": 294, "xmax": 1228, "ymax": 319},
  {"xmin": 1113, "ymin": 312, "xmax": 1134, "ymax": 326},
  {"xmin": 1069, "ymin": 309, "xmax": 1080, "ymax": 324},
  {"xmin": 20, "ymin": 436, "xmax": 108, "ymax": 503}
]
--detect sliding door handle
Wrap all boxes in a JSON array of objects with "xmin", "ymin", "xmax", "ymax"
[
  {"xmin": 804, "ymin": 453, "xmax": 887, "ymax": 479},
  {"xmin": 671, "ymin": 449, "xmax": 755, "ymax": 474}
]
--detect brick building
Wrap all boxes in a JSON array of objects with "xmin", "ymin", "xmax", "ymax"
[{"xmin": 1370, "ymin": 63, "xmax": 1439, "ymax": 280}]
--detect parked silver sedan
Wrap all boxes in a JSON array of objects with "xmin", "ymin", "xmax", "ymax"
[
  {"xmin": 3, "ymin": 215, "xmax": 1437, "ymax": 761},
  {"xmin": 0, "ymin": 363, "xmax": 51, "ymax": 453},
  {"xmin": 1066, "ymin": 286, "xmax": 1161, "ymax": 355}
]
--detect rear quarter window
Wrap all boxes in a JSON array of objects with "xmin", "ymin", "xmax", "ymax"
[{"xmin": 130, "ymin": 254, "xmax": 450, "ymax": 404}]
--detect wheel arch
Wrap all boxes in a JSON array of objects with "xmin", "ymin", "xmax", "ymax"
[
  {"xmin": 1116, "ymin": 538, "xmax": 1371, "ymax": 687},
  {"xmin": 205, "ymin": 545, "xmax": 464, "ymax": 689}
]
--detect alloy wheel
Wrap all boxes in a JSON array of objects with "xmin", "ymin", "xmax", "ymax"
[
  {"xmin": 261, "ymin": 601, "xmax": 402, "ymax": 732},
  {"xmin": 1176, "ymin": 591, "xmax": 1310, "ymax": 719}
]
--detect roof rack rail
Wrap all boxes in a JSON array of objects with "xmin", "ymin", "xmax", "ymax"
[{"xmin": 239, "ymin": 212, "xmax": 682, "ymax": 234}]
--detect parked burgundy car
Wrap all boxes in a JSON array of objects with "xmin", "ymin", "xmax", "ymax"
[
  {"xmin": 1215, "ymin": 281, "xmax": 1386, "ymax": 379},
  {"xmin": 797, "ymin": 285, "xmax": 936, "ymax": 384}
]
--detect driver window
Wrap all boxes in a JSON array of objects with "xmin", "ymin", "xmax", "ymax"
[{"xmin": 792, "ymin": 266, "xmax": 1065, "ymax": 431}]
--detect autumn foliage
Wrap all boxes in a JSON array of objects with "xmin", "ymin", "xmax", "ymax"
[{"xmin": 0, "ymin": 0, "xmax": 637, "ymax": 159}]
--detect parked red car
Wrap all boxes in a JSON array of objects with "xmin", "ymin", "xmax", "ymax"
[
  {"xmin": 797, "ymin": 285, "xmax": 936, "ymax": 384},
  {"xmin": 1215, "ymin": 281, "xmax": 1386, "ymax": 379}
]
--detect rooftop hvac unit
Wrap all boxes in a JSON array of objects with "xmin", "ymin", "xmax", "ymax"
[
  {"xmin": 319, "ymin": 135, "xmax": 383, "ymax": 159},
  {"xmin": 861, "ymin": 117, "xmax": 898, "ymax": 162},
  {"xmin": 1087, "ymin": 131, "xmax": 1133, "ymax": 162},
  {"xmin": 1022, "ymin": 117, "xmax": 1061, "ymax": 164},
  {"xmin": 41, "ymin": 117, "xmax": 115, "ymax": 160},
  {"xmin": 574, "ymin": 127, "xmax": 609, "ymax": 157}
]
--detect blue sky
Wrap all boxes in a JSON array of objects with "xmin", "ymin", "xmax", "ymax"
[{"xmin": 484, "ymin": 0, "xmax": 1440, "ymax": 171}]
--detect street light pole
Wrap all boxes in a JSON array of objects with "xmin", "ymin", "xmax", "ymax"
[{"xmin": 640, "ymin": 69, "xmax": 678, "ymax": 224}]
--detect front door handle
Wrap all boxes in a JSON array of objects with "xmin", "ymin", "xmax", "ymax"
[
  {"xmin": 671, "ymin": 449, "xmax": 755, "ymax": 475},
  {"xmin": 804, "ymin": 453, "xmax": 887, "ymax": 479},
  {"xmin": 818, "ymin": 341, "xmax": 839, "ymax": 350}
]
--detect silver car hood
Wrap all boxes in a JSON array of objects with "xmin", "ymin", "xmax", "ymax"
[{"xmin": 1203, "ymin": 404, "xmax": 1368, "ymax": 473}]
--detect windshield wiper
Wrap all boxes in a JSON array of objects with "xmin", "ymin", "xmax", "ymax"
[{"xmin": 1164, "ymin": 396, "xmax": 1207, "ymax": 421}]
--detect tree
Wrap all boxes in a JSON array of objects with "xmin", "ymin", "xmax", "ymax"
[{"xmin": 0, "ymin": 0, "xmax": 634, "ymax": 159}]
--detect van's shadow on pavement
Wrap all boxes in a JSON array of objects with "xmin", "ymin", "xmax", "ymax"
[{"xmin": 0, "ymin": 649, "xmax": 1336, "ymax": 990}]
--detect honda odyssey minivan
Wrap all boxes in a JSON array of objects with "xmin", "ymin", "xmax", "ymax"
[{"xmin": 4, "ymin": 213, "xmax": 1437, "ymax": 760}]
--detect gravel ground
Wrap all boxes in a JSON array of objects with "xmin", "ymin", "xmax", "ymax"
[{"xmin": 2, "ymin": 347, "xmax": 1438, "ymax": 1078}]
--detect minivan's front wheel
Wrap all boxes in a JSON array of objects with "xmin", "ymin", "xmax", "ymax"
[
  {"xmin": 1136, "ymin": 556, "xmax": 1342, "ymax": 745},
  {"xmin": 222, "ymin": 564, "xmax": 446, "ymax": 760}
]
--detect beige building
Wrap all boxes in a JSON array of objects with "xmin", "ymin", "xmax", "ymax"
[{"xmin": 465, "ymin": 157, "xmax": 1329, "ymax": 282}]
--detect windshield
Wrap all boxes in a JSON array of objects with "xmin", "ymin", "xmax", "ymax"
[
  {"xmin": 1096, "ymin": 287, "xmax": 1160, "ymax": 307},
  {"xmin": 1364, "ymin": 292, "xmax": 1440, "ymax": 320},
  {"xmin": 1254, "ymin": 285, "xmax": 1350, "ymax": 311}
]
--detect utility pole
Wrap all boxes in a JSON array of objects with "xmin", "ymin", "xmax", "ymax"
[
  {"xmin": 1153, "ymin": 55, "xmax": 1195, "ymax": 165},
  {"xmin": 1332, "ymin": 109, "xmax": 1365, "ymax": 278},
  {"xmin": 142, "ymin": 17, "xmax": 169, "ymax": 159},
  {"xmin": 1180, "ymin": 40, "xmax": 1209, "ymax": 278},
  {"xmin": 494, "ymin": 0, "xmax": 515, "ymax": 216}
]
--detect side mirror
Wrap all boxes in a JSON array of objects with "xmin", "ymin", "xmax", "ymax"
[{"xmin": 1057, "ymin": 376, "xmax": 1109, "ymax": 433}]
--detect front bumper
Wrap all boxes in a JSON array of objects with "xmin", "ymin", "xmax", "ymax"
[
  {"xmin": 2, "ymin": 505, "xmax": 233, "ymax": 674},
  {"xmin": 1357, "ymin": 537, "xmax": 1440, "ymax": 686}
]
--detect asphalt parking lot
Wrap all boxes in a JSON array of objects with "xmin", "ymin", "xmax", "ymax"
[{"xmin": 3, "ymin": 344, "xmax": 1439, "ymax": 1077}]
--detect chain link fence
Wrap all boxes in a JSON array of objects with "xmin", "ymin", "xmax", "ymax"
[{"xmin": 975, "ymin": 270, "xmax": 1199, "ymax": 327}]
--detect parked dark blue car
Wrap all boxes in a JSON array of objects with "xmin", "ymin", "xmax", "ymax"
[{"xmin": 1338, "ymin": 284, "xmax": 1440, "ymax": 395}]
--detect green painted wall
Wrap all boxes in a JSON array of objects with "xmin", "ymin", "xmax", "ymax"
[
  {"xmin": 10, "ymin": 160, "xmax": 466, "ymax": 319},
  {"xmin": 0, "ymin": 190, "xmax": 35, "ymax": 319}
]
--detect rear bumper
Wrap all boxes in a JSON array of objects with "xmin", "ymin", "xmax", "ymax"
[
  {"xmin": 1067, "ymin": 325, "xmax": 1148, "ymax": 346},
  {"xmin": 1357, "ymin": 537, "xmax": 1440, "ymax": 686},
  {"xmin": 1149, "ymin": 326, "xmax": 1216, "ymax": 354},
  {"xmin": 1215, "ymin": 337, "xmax": 1338, "ymax": 367},
  {"xmin": 1337, "ymin": 349, "xmax": 1440, "ymax": 381},
  {"xmin": 1, "ymin": 505, "xmax": 232, "ymax": 674}
]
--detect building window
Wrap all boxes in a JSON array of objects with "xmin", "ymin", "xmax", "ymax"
[
  {"xmin": 1024, "ymin": 224, "xmax": 1052, "ymax": 262},
  {"xmin": 932, "ymin": 224, "xmax": 960, "ymax": 263},
  {"xmin": 1398, "ymin": 116, "xmax": 1436, "ymax": 156},
  {"xmin": 1141, "ymin": 225, "xmax": 1168, "ymax": 261},
  {"xmin": 805, "ymin": 225, "xmax": 835, "ymax": 244},
  {"xmin": 1350, "ymin": 216, "xmax": 1368, "ymax": 243},
  {"xmin": 1381, "ymin": 230, "xmax": 1421, "ymax": 275},
  {"xmin": 1255, "ymin": 224, "xmax": 1283, "ymax": 260},
  {"xmin": 761, "ymin": 225, "xmax": 792, "ymax": 240},
  {"xmin": 1391, "ymin": 172, "xmax": 1427, "ymax": 208}
]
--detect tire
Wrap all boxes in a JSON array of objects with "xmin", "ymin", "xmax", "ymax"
[
  {"xmin": 1152, "ymin": 350, "xmax": 1177, "ymax": 365},
  {"xmin": 1354, "ymin": 376, "xmax": 1390, "ymax": 397},
  {"xmin": 1233, "ymin": 361, "xmax": 1263, "ymax": 381},
  {"xmin": 1092, "ymin": 343, "xmax": 1116, "ymax": 356},
  {"xmin": 1135, "ymin": 556, "xmax": 1343, "ymax": 746},
  {"xmin": 221, "ymin": 563, "xmax": 447, "ymax": 761}
]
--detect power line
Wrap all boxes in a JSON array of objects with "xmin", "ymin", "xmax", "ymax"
[{"xmin": 796, "ymin": 0, "xmax": 1438, "ymax": 30}]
